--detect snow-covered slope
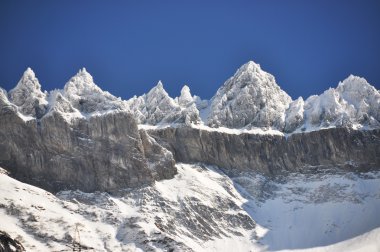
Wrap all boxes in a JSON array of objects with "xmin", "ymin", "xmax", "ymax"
[
  {"xmin": 207, "ymin": 61, "xmax": 292, "ymax": 130},
  {"xmin": 234, "ymin": 169, "xmax": 380, "ymax": 251},
  {"xmin": 1, "ymin": 165, "xmax": 380, "ymax": 252},
  {"xmin": 0, "ymin": 165, "xmax": 258, "ymax": 251}
]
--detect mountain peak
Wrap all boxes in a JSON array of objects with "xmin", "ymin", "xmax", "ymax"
[
  {"xmin": 73, "ymin": 67, "xmax": 94, "ymax": 82},
  {"xmin": 337, "ymin": 75, "xmax": 374, "ymax": 92},
  {"xmin": 8, "ymin": 68, "xmax": 48, "ymax": 117},
  {"xmin": 147, "ymin": 81, "xmax": 168, "ymax": 97},
  {"xmin": 12, "ymin": 67, "xmax": 40, "ymax": 91},
  {"xmin": 208, "ymin": 61, "xmax": 292, "ymax": 129},
  {"xmin": 235, "ymin": 60, "xmax": 262, "ymax": 76},
  {"xmin": 24, "ymin": 67, "xmax": 36, "ymax": 78},
  {"xmin": 64, "ymin": 68, "xmax": 100, "ymax": 96},
  {"xmin": 156, "ymin": 80, "xmax": 164, "ymax": 89},
  {"xmin": 178, "ymin": 85, "xmax": 193, "ymax": 106}
]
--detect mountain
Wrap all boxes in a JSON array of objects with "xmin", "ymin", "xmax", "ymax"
[
  {"xmin": 300, "ymin": 75, "xmax": 380, "ymax": 130},
  {"xmin": 0, "ymin": 69, "xmax": 176, "ymax": 192},
  {"xmin": 207, "ymin": 61, "xmax": 292, "ymax": 130},
  {"xmin": 0, "ymin": 62, "xmax": 379, "ymax": 251},
  {"xmin": 1, "ymin": 164, "xmax": 380, "ymax": 251}
]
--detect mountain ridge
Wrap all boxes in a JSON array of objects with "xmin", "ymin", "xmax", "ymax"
[{"xmin": 1, "ymin": 60, "xmax": 379, "ymax": 133}]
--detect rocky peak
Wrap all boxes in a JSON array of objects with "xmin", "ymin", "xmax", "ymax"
[
  {"xmin": 146, "ymin": 81, "xmax": 168, "ymax": 99},
  {"xmin": 62, "ymin": 68, "xmax": 126, "ymax": 114},
  {"xmin": 8, "ymin": 68, "xmax": 48, "ymax": 117},
  {"xmin": 336, "ymin": 75, "xmax": 380, "ymax": 108},
  {"xmin": 301, "ymin": 75, "xmax": 380, "ymax": 129},
  {"xmin": 207, "ymin": 60, "xmax": 292, "ymax": 129},
  {"xmin": 63, "ymin": 68, "xmax": 103, "ymax": 96},
  {"xmin": 178, "ymin": 85, "xmax": 194, "ymax": 106}
]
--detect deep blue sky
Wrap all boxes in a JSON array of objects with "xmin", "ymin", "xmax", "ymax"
[{"xmin": 0, "ymin": 0, "xmax": 379, "ymax": 100}]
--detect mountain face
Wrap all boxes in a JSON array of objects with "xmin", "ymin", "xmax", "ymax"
[
  {"xmin": 0, "ymin": 62, "xmax": 379, "ymax": 193},
  {"xmin": 0, "ymin": 61, "xmax": 380, "ymax": 251},
  {"xmin": 0, "ymin": 70, "xmax": 176, "ymax": 192}
]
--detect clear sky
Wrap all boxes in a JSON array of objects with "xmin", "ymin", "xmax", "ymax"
[{"xmin": 0, "ymin": 0, "xmax": 379, "ymax": 100}]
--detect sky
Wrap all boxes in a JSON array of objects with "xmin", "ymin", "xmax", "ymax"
[{"xmin": 0, "ymin": 0, "xmax": 379, "ymax": 100}]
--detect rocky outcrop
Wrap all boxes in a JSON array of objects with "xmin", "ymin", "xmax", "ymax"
[
  {"xmin": 0, "ymin": 103, "xmax": 176, "ymax": 192},
  {"xmin": 0, "ymin": 231, "xmax": 25, "ymax": 252},
  {"xmin": 148, "ymin": 127, "xmax": 380, "ymax": 175}
]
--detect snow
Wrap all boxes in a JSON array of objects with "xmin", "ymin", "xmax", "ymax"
[
  {"xmin": 300, "ymin": 227, "xmax": 380, "ymax": 252},
  {"xmin": 290, "ymin": 75, "xmax": 380, "ymax": 132},
  {"xmin": 127, "ymin": 81, "xmax": 201, "ymax": 125},
  {"xmin": 192, "ymin": 124, "xmax": 285, "ymax": 136},
  {"xmin": 233, "ymin": 170, "xmax": 380, "ymax": 251},
  {"xmin": 7, "ymin": 68, "xmax": 48, "ymax": 118},
  {"xmin": 207, "ymin": 61, "xmax": 292, "ymax": 130},
  {"xmin": 1, "ymin": 63, "xmax": 379, "ymax": 133},
  {"xmin": 1, "ymin": 165, "xmax": 380, "ymax": 251},
  {"xmin": 0, "ymin": 164, "xmax": 257, "ymax": 251},
  {"xmin": 138, "ymin": 123, "xmax": 285, "ymax": 136},
  {"xmin": 62, "ymin": 68, "xmax": 128, "ymax": 115}
]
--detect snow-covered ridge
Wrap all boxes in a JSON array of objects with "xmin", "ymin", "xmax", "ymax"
[{"xmin": 1, "ymin": 61, "xmax": 379, "ymax": 133}]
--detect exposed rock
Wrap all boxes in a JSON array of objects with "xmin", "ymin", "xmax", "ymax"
[
  {"xmin": 0, "ymin": 106, "xmax": 176, "ymax": 192},
  {"xmin": 0, "ymin": 231, "xmax": 25, "ymax": 252},
  {"xmin": 148, "ymin": 126, "xmax": 380, "ymax": 175}
]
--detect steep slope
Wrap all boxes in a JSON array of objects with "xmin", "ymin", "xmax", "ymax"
[
  {"xmin": 1, "ymin": 165, "xmax": 380, "ymax": 252},
  {"xmin": 0, "ymin": 164, "xmax": 257, "ymax": 251},
  {"xmin": 207, "ymin": 61, "xmax": 292, "ymax": 130}
]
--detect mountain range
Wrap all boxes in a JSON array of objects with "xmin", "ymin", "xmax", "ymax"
[
  {"xmin": 0, "ymin": 61, "xmax": 380, "ymax": 251},
  {"xmin": 2, "ymin": 60, "xmax": 380, "ymax": 133}
]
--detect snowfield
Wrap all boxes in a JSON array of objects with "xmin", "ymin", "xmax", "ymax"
[{"xmin": 1, "ymin": 165, "xmax": 380, "ymax": 251}]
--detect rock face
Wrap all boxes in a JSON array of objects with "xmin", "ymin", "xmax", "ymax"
[
  {"xmin": 0, "ymin": 106, "xmax": 176, "ymax": 192},
  {"xmin": 148, "ymin": 127, "xmax": 380, "ymax": 175},
  {"xmin": 0, "ymin": 70, "xmax": 176, "ymax": 192}
]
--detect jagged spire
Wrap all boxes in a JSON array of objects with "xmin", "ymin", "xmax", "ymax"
[
  {"xmin": 8, "ymin": 67, "xmax": 48, "ymax": 117},
  {"xmin": 179, "ymin": 85, "xmax": 193, "ymax": 106},
  {"xmin": 12, "ymin": 67, "xmax": 41, "ymax": 91}
]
